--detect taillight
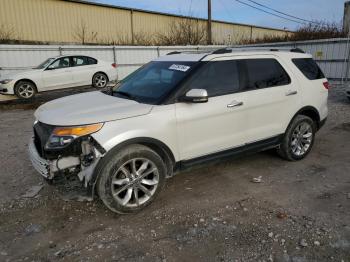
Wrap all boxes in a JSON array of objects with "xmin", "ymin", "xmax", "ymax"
[
  {"xmin": 111, "ymin": 63, "xmax": 118, "ymax": 68},
  {"xmin": 323, "ymin": 81, "xmax": 330, "ymax": 90}
]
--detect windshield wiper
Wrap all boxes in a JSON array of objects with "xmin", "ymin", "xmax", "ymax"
[{"xmin": 113, "ymin": 90, "xmax": 138, "ymax": 101}]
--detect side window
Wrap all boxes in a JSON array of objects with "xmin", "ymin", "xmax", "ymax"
[
  {"xmin": 49, "ymin": 57, "xmax": 70, "ymax": 69},
  {"xmin": 292, "ymin": 58, "xmax": 325, "ymax": 80},
  {"xmin": 187, "ymin": 60, "xmax": 241, "ymax": 97},
  {"xmin": 88, "ymin": 57, "xmax": 97, "ymax": 65},
  {"xmin": 72, "ymin": 56, "xmax": 89, "ymax": 67},
  {"xmin": 243, "ymin": 59, "xmax": 291, "ymax": 90}
]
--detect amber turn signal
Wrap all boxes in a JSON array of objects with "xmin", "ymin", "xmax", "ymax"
[{"xmin": 53, "ymin": 123, "xmax": 103, "ymax": 137}]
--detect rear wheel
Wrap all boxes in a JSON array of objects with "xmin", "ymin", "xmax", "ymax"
[
  {"xmin": 14, "ymin": 80, "xmax": 36, "ymax": 99},
  {"xmin": 92, "ymin": 73, "xmax": 108, "ymax": 88},
  {"xmin": 97, "ymin": 144, "xmax": 166, "ymax": 214},
  {"xmin": 277, "ymin": 115, "xmax": 316, "ymax": 161}
]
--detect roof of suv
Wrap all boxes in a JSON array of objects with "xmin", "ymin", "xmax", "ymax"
[{"xmin": 154, "ymin": 49, "xmax": 312, "ymax": 62}]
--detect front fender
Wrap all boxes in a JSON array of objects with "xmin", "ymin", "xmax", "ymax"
[{"xmin": 90, "ymin": 109, "xmax": 179, "ymax": 161}]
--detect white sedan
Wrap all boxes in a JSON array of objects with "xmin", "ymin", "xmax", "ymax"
[{"xmin": 0, "ymin": 55, "xmax": 118, "ymax": 99}]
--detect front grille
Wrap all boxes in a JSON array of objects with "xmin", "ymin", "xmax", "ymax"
[{"xmin": 33, "ymin": 122, "xmax": 55, "ymax": 157}]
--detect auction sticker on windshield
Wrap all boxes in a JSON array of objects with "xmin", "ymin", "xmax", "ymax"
[{"xmin": 169, "ymin": 64, "xmax": 190, "ymax": 72}]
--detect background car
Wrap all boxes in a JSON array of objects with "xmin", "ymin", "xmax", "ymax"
[{"xmin": 0, "ymin": 55, "xmax": 118, "ymax": 99}]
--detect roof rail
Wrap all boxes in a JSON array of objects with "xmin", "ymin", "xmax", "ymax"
[
  {"xmin": 167, "ymin": 51, "xmax": 182, "ymax": 55},
  {"xmin": 211, "ymin": 48, "xmax": 232, "ymax": 54},
  {"xmin": 166, "ymin": 47, "xmax": 305, "ymax": 56},
  {"xmin": 211, "ymin": 47, "xmax": 305, "ymax": 54},
  {"xmin": 290, "ymin": 48, "xmax": 304, "ymax": 53}
]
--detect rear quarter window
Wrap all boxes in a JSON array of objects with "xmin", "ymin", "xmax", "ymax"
[
  {"xmin": 292, "ymin": 58, "xmax": 325, "ymax": 80},
  {"xmin": 88, "ymin": 57, "xmax": 98, "ymax": 65}
]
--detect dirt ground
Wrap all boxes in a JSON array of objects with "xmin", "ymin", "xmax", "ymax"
[{"xmin": 0, "ymin": 85, "xmax": 349, "ymax": 262}]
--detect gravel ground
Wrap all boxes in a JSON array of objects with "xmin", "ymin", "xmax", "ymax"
[{"xmin": 0, "ymin": 84, "xmax": 349, "ymax": 262}]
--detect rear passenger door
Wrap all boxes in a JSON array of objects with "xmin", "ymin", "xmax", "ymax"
[
  {"xmin": 237, "ymin": 55, "xmax": 302, "ymax": 143},
  {"xmin": 70, "ymin": 56, "xmax": 97, "ymax": 86}
]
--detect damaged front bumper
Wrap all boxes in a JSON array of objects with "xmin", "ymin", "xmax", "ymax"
[
  {"xmin": 28, "ymin": 137, "xmax": 103, "ymax": 189},
  {"xmin": 28, "ymin": 139, "xmax": 51, "ymax": 178}
]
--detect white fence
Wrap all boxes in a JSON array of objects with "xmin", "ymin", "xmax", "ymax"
[
  {"xmin": 0, "ymin": 45, "xmax": 222, "ymax": 80},
  {"xmin": 1, "ymin": 38, "xmax": 350, "ymax": 81}
]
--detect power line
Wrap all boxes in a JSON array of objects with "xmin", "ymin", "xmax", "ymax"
[
  {"xmin": 245, "ymin": 0, "xmax": 318, "ymax": 24},
  {"xmin": 234, "ymin": 0, "xmax": 306, "ymax": 25}
]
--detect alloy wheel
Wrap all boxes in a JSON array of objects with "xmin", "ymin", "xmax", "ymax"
[
  {"xmin": 290, "ymin": 121, "xmax": 313, "ymax": 156},
  {"xmin": 94, "ymin": 74, "xmax": 107, "ymax": 88},
  {"xmin": 111, "ymin": 158, "xmax": 159, "ymax": 208},
  {"xmin": 18, "ymin": 83, "xmax": 34, "ymax": 98}
]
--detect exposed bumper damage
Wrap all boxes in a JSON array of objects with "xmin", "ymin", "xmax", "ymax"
[{"xmin": 28, "ymin": 136, "xmax": 104, "ymax": 197}]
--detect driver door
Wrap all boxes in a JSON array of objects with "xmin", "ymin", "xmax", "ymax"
[
  {"xmin": 42, "ymin": 57, "xmax": 73, "ymax": 90},
  {"xmin": 175, "ymin": 59, "xmax": 249, "ymax": 160}
]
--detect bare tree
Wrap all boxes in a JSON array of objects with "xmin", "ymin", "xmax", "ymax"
[
  {"xmin": 133, "ymin": 32, "xmax": 155, "ymax": 45},
  {"xmin": 0, "ymin": 23, "xmax": 16, "ymax": 42},
  {"xmin": 157, "ymin": 18, "xmax": 207, "ymax": 45},
  {"xmin": 292, "ymin": 20, "xmax": 345, "ymax": 41},
  {"xmin": 240, "ymin": 20, "xmax": 345, "ymax": 45},
  {"xmin": 72, "ymin": 20, "xmax": 98, "ymax": 44}
]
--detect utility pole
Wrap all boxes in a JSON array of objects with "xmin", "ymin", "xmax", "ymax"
[{"xmin": 207, "ymin": 0, "xmax": 212, "ymax": 45}]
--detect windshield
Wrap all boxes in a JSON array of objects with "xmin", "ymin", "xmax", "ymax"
[
  {"xmin": 35, "ymin": 58, "xmax": 55, "ymax": 69},
  {"xmin": 113, "ymin": 61, "xmax": 196, "ymax": 104}
]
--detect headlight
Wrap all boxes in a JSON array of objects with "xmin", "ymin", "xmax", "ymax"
[
  {"xmin": 0, "ymin": 79, "xmax": 13, "ymax": 84},
  {"xmin": 45, "ymin": 123, "xmax": 103, "ymax": 149}
]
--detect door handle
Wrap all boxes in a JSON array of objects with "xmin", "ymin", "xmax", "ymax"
[
  {"xmin": 227, "ymin": 101, "xmax": 243, "ymax": 108},
  {"xmin": 285, "ymin": 90, "xmax": 297, "ymax": 96}
]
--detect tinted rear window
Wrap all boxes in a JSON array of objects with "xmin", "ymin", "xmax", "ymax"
[
  {"xmin": 292, "ymin": 58, "xmax": 325, "ymax": 80},
  {"xmin": 243, "ymin": 59, "xmax": 291, "ymax": 90}
]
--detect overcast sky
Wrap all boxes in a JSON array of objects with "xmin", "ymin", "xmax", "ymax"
[{"xmin": 91, "ymin": 0, "xmax": 345, "ymax": 31}]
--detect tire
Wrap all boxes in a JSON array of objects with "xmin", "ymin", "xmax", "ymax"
[
  {"xmin": 277, "ymin": 115, "xmax": 316, "ymax": 161},
  {"xmin": 92, "ymin": 73, "xmax": 108, "ymax": 88},
  {"xmin": 97, "ymin": 144, "xmax": 166, "ymax": 214},
  {"xmin": 14, "ymin": 80, "xmax": 36, "ymax": 99}
]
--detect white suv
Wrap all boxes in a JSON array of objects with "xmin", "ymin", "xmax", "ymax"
[{"xmin": 29, "ymin": 48, "xmax": 328, "ymax": 214}]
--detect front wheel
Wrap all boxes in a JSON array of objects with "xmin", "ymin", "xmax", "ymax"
[
  {"xmin": 97, "ymin": 144, "xmax": 166, "ymax": 214},
  {"xmin": 277, "ymin": 115, "xmax": 316, "ymax": 161},
  {"xmin": 92, "ymin": 73, "xmax": 108, "ymax": 88},
  {"xmin": 14, "ymin": 81, "xmax": 36, "ymax": 99}
]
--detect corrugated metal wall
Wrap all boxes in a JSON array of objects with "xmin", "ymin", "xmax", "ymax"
[
  {"xmin": 0, "ymin": 0, "xmax": 289, "ymax": 44},
  {"xmin": 1, "ymin": 39, "xmax": 350, "ymax": 81}
]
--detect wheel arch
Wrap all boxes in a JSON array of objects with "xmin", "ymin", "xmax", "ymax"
[
  {"xmin": 89, "ymin": 137, "xmax": 176, "ymax": 197},
  {"xmin": 92, "ymin": 71, "xmax": 109, "ymax": 82},
  {"xmin": 290, "ymin": 106, "xmax": 321, "ymax": 130},
  {"xmin": 14, "ymin": 79, "xmax": 38, "ymax": 91}
]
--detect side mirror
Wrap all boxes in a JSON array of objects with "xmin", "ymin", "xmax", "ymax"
[{"xmin": 181, "ymin": 89, "xmax": 208, "ymax": 103}]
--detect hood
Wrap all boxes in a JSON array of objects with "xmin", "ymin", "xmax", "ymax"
[
  {"xmin": 1, "ymin": 69, "xmax": 42, "ymax": 80},
  {"xmin": 35, "ymin": 91, "xmax": 153, "ymax": 126}
]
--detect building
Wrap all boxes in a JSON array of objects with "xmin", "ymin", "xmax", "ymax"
[{"xmin": 0, "ymin": 0, "xmax": 291, "ymax": 45}]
